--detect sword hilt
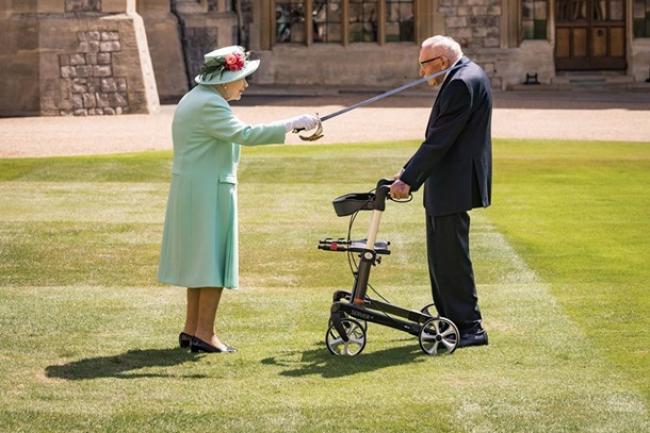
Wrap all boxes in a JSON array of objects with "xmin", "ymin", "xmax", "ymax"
[{"xmin": 292, "ymin": 116, "xmax": 324, "ymax": 141}]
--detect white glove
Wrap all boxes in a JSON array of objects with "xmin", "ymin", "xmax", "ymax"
[{"xmin": 283, "ymin": 114, "xmax": 320, "ymax": 133}]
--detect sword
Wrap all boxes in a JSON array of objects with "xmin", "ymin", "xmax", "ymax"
[{"xmin": 293, "ymin": 64, "xmax": 461, "ymax": 141}]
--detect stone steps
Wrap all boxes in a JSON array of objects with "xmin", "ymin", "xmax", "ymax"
[{"xmin": 510, "ymin": 72, "xmax": 650, "ymax": 91}]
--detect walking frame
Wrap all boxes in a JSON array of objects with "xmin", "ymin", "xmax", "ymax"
[{"xmin": 318, "ymin": 179, "xmax": 460, "ymax": 356}]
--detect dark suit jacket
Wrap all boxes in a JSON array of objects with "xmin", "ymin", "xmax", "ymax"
[{"xmin": 400, "ymin": 56, "xmax": 492, "ymax": 217}]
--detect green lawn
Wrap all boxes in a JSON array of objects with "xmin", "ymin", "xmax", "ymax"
[{"xmin": 0, "ymin": 139, "xmax": 648, "ymax": 433}]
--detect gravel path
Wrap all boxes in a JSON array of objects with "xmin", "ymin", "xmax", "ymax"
[{"xmin": 1, "ymin": 90, "xmax": 649, "ymax": 158}]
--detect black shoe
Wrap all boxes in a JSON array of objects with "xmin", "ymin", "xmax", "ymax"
[
  {"xmin": 458, "ymin": 329, "xmax": 488, "ymax": 348},
  {"xmin": 190, "ymin": 336, "xmax": 237, "ymax": 353},
  {"xmin": 179, "ymin": 332, "xmax": 192, "ymax": 349}
]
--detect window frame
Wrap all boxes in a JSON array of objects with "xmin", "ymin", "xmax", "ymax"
[
  {"xmin": 521, "ymin": 0, "xmax": 550, "ymax": 41},
  {"xmin": 633, "ymin": 0, "xmax": 650, "ymax": 38},
  {"xmin": 385, "ymin": 0, "xmax": 418, "ymax": 43},
  {"xmin": 271, "ymin": 0, "xmax": 418, "ymax": 46}
]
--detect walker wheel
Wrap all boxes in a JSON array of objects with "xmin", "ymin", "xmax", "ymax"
[
  {"xmin": 326, "ymin": 318, "xmax": 367, "ymax": 356},
  {"xmin": 419, "ymin": 317, "xmax": 459, "ymax": 356},
  {"xmin": 420, "ymin": 303, "xmax": 437, "ymax": 317}
]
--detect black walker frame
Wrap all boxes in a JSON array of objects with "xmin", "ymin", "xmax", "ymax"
[{"xmin": 318, "ymin": 179, "xmax": 460, "ymax": 356}]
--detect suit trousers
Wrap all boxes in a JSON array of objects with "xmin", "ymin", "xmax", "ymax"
[{"xmin": 425, "ymin": 211, "xmax": 482, "ymax": 333}]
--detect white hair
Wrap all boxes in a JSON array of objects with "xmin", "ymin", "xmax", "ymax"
[{"xmin": 421, "ymin": 36, "xmax": 463, "ymax": 63}]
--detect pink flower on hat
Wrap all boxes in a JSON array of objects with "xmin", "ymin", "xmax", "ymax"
[{"xmin": 224, "ymin": 53, "xmax": 245, "ymax": 71}]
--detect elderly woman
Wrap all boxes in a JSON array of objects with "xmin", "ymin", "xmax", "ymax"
[{"xmin": 158, "ymin": 46, "xmax": 319, "ymax": 353}]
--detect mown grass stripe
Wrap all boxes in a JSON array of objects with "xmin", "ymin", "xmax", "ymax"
[{"xmin": 1, "ymin": 139, "xmax": 649, "ymax": 432}]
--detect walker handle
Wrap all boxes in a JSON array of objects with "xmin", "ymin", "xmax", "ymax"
[
  {"xmin": 373, "ymin": 179, "xmax": 394, "ymax": 211},
  {"xmin": 376, "ymin": 178, "xmax": 394, "ymax": 190},
  {"xmin": 377, "ymin": 178, "xmax": 413, "ymax": 204}
]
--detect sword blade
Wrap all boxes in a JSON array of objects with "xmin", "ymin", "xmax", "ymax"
[{"xmin": 319, "ymin": 65, "xmax": 460, "ymax": 122}]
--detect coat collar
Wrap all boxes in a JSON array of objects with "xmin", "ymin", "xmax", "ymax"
[
  {"xmin": 200, "ymin": 84, "xmax": 230, "ymax": 108},
  {"xmin": 438, "ymin": 56, "xmax": 470, "ymax": 92},
  {"xmin": 429, "ymin": 56, "xmax": 470, "ymax": 120}
]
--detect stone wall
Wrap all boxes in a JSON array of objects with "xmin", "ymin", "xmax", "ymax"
[
  {"xmin": 631, "ymin": 39, "xmax": 650, "ymax": 82},
  {"xmin": 250, "ymin": 31, "xmax": 507, "ymax": 89},
  {"xmin": 0, "ymin": 1, "xmax": 159, "ymax": 117},
  {"xmin": 437, "ymin": 0, "xmax": 505, "ymax": 87},
  {"xmin": 3, "ymin": 0, "xmax": 649, "ymax": 118},
  {"xmin": 138, "ymin": 0, "xmax": 188, "ymax": 102},
  {"xmin": 58, "ymin": 31, "xmax": 130, "ymax": 115},
  {"xmin": 252, "ymin": 44, "xmax": 422, "ymax": 87},
  {"xmin": 438, "ymin": 0, "xmax": 502, "ymax": 49},
  {"xmin": 0, "ymin": 13, "xmax": 41, "ymax": 115},
  {"xmin": 39, "ymin": 13, "xmax": 159, "ymax": 116},
  {"xmin": 66, "ymin": 0, "xmax": 102, "ymax": 12}
]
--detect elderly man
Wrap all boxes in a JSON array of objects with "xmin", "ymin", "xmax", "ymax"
[{"xmin": 390, "ymin": 35, "xmax": 492, "ymax": 348}]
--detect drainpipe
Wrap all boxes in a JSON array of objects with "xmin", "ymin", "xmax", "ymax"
[{"xmin": 170, "ymin": 0, "xmax": 193, "ymax": 89}]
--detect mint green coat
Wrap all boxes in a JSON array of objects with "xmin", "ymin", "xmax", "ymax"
[{"xmin": 158, "ymin": 84, "xmax": 286, "ymax": 289}]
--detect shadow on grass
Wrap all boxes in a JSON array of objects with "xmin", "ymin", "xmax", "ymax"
[
  {"xmin": 261, "ymin": 341, "xmax": 430, "ymax": 378},
  {"xmin": 45, "ymin": 348, "xmax": 205, "ymax": 380}
]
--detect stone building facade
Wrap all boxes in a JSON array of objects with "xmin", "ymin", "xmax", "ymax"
[
  {"xmin": 0, "ymin": 0, "xmax": 160, "ymax": 116},
  {"xmin": 246, "ymin": 0, "xmax": 650, "ymax": 90},
  {"xmin": 1, "ymin": 0, "xmax": 649, "ymax": 117}
]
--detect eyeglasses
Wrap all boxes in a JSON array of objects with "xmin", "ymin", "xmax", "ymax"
[{"xmin": 419, "ymin": 56, "xmax": 444, "ymax": 67}]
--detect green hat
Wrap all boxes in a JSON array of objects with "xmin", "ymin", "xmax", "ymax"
[{"xmin": 194, "ymin": 46, "xmax": 260, "ymax": 85}]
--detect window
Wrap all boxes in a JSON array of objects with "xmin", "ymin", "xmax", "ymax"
[
  {"xmin": 606, "ymin": 0, "xmax": 625, "ymax": 21},
  {"xmin": 522, "ymin": 0, "xmax": 548, "ymax": 40},
  {"xmin": 274, "ymin": 0, "xmax": 416, "ymax": 45},
  {"xmin": 634, "ymin": 0, "xmax": 650, "ymax": 37},
  {"xmin": 386, "ymin": 0, "xmax": 414, "ymax": 42},
  {"xmin": 313, "ymin": 0, "xmax": 343, "ymax": 42},
  {"xmin": 349, "ymin": 0, "xmax": 378, "ymax": 42},
  {"xmin": 276, "ymin": 0, "xmax": 306, "ymax": 43}
]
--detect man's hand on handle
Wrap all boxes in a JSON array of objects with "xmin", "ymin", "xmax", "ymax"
[{"xmin": 390, "ymin": 179, "xmax": 411, "ymax": 200}]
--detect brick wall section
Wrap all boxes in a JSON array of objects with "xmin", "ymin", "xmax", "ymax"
[
  {"xmin": 465, "ymin": 49, "xmax": 512, "ymax": 89},
  {"xmin": 438, "ymin": 0, "xmax": 502, "ymax": 88},
  {"xmin": 58, "ymin": 31, "xmax": 130, "ymax": 115},
  {"xmin": 438, "ymin": 0, "xmax": 501, "ymax": 49}
]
